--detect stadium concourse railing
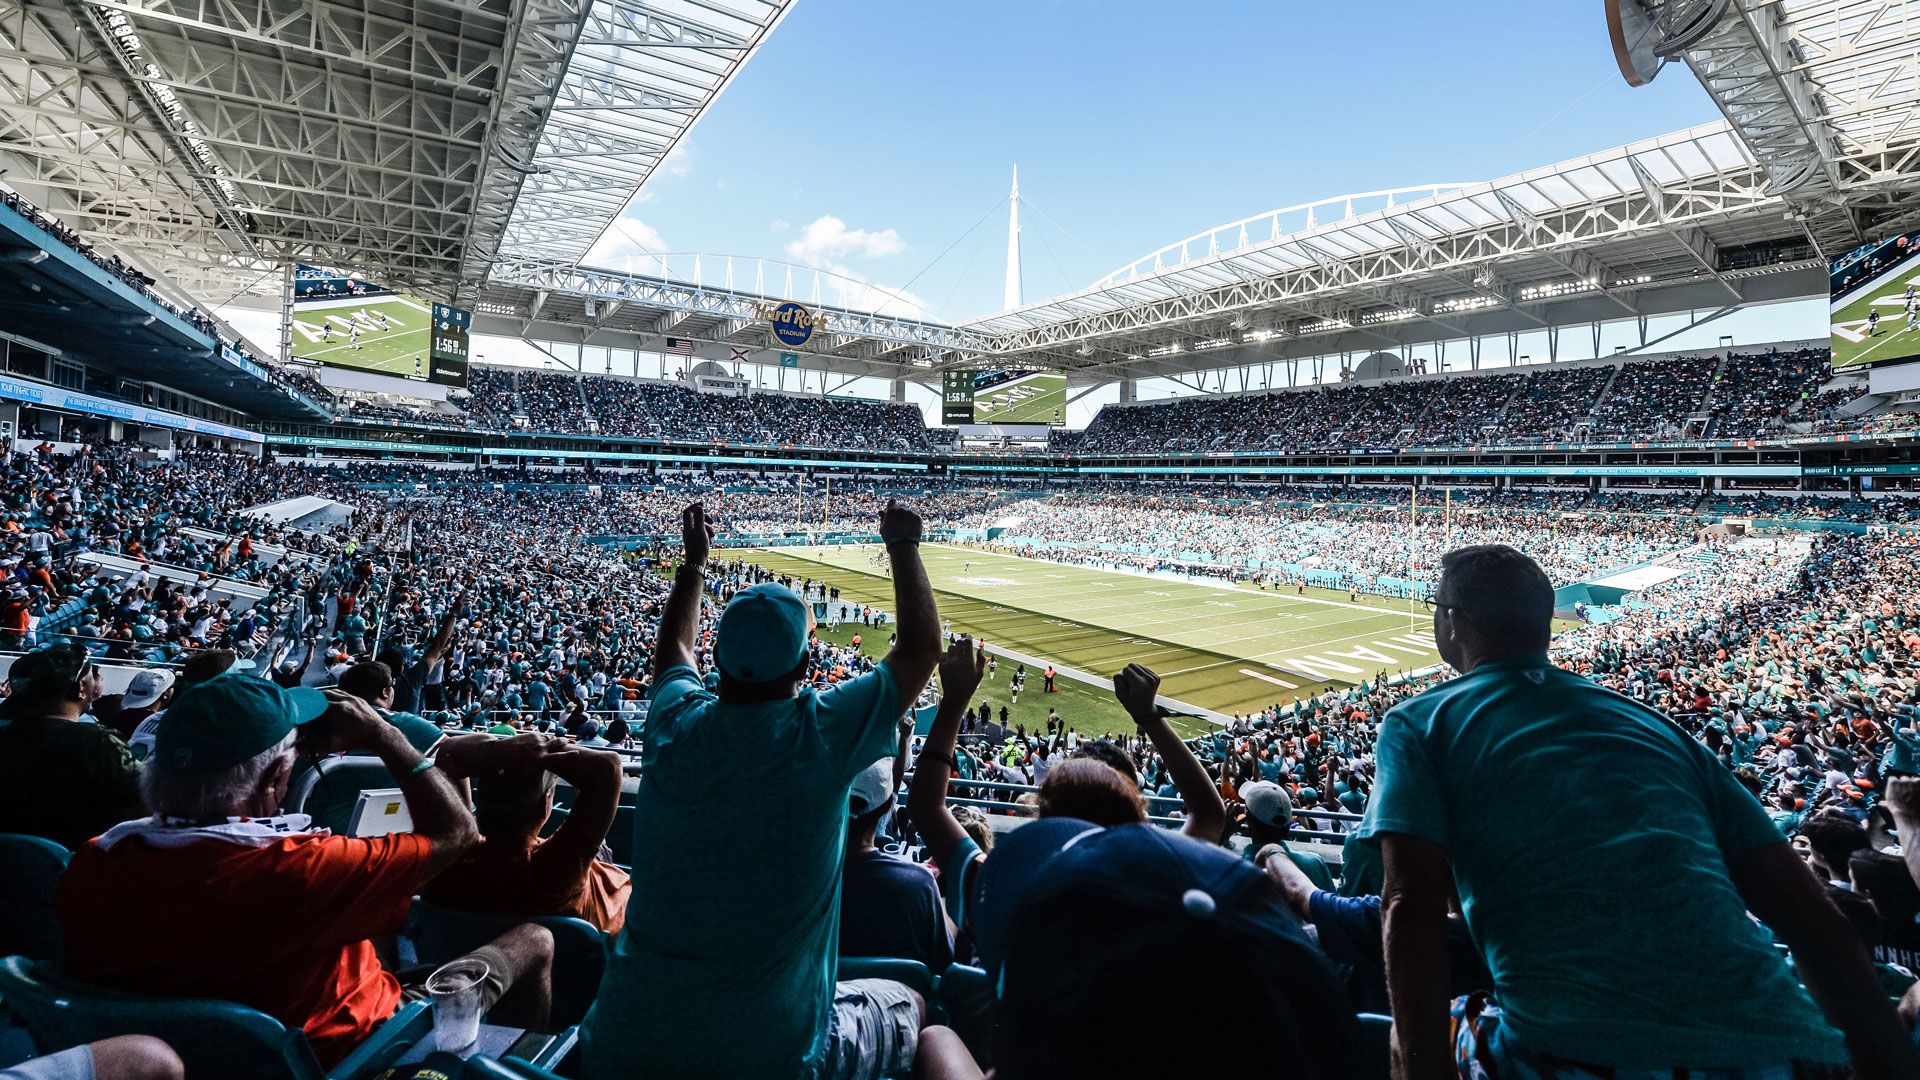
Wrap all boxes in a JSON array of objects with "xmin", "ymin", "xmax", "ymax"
[
  {"xmin": 911, "ymin": 773, "xmax": 1361, "ymax": 841},
  {"xmin": 456, "ymin": 711, "xmax": 1364, "ymax": 840}
]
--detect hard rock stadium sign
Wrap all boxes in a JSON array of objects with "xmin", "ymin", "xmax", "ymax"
[{"xmin": 753, "ymin": 301, "xmax": 827, "ymax": 347}]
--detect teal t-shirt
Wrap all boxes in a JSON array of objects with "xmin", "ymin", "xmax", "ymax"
[
  {"xmin": 384, "ymin": 710, "xmax": 444, "ymax": 755},
  {"xmin": 1242, "ymin": 838, "xmax": 1338, "ymax": 891},
  {"xmin": 1355, "ymin": 654, "xmax": 1844, "ymax": 1069},
  {"xmin": 587, "ymin": 661, "xmax": 902, "ymax": 1077}
]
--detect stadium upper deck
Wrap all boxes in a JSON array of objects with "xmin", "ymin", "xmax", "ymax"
[{"xmin": 0, "ymin": 0, "xmax": 1914, "ymax": 398}]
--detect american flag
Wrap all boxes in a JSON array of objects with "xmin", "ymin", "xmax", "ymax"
[{"xmin": 664, "ymin": 337, "xmax": 694, "ymax": 356}]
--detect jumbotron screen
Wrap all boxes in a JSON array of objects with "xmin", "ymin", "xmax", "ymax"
[
  {"xmin": 1830, "ymin": 229, "xmax": 1920, "ymax": 371},
  {"xmin": 948, "ymin": 369, "xmax": 1068, "ymax": 425},
  {"xmin": 288, "ymin": 265, "xmax": 469, "ymax": 387}
]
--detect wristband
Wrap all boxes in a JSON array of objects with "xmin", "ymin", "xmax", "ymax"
[{"xmin": 409, "ymin": 757, "xmax": 438, "ymax": 777}]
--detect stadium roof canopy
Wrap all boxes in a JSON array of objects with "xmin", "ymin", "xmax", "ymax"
[
  {"xmin": 473, "ymin": 120, "xmax": 1853, "ymax": 381},
  {"xmin": 0, "ymin": 0, "xmax": 1915, "ymax": 388},
  {"xmin": 477, "ymin": 0, "xmax": 1920, "ymax": 384},
  {"xmin": 0, "ymin": 0, "xmax": 790, "ymax": 308},
  {"xmin": 1664, "ymin": 0, "xmax": 1920, "ymax": 240}
]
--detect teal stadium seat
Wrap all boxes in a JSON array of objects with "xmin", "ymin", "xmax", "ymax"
[
  {"xmin": 285, "ymin": 754, "xmax": 400, "ymax": 835},
  {"xmin": 0, "ymin": 834, "xmax": 70, "ymax": 961},
  {"xmin": 405, "ymin": 898, "xmax": 609, "ymax": 1029},
  {"xmin": 539, "ymin": 805, "xmax": 634, "ymax": 871},
  {"xmin": 0, "ymin": 955, "xmax": 430, "ymax": 1080},
  {"xmin": 934, "ymin": 964, "xmax": 992, "ymax": 1062},
  {"xmin": 1354, "ymin": 1012, "xmax": 1392, "ymax": 1080},
  {"xmin": 836, "ymin": 956, "xmax": 935, "ymax": 999},
  {"xmin": 605, "ymin": 805, "xmax": 636, "ymax": 869}
]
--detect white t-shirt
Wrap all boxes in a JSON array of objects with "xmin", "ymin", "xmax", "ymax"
[{"xmin": 130, "ymin": 710, "xmax": 165, "ymax": 757}]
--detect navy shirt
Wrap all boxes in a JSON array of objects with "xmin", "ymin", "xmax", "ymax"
[{"xmin": 839, "ymin": 848, "xmax": 953, "ymax": 972}]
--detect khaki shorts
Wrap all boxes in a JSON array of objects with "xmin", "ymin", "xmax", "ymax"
[
  {"xmin": 0, "ymin": 1044, "xmax": 93, "ymax": 1080},
  {"xmin": 821, "ymin": 978, "xmax": 919, "ymax": 1080},
  {"xmin": 400, "ymin": 942, "xmax": 513, "ymax": 1012}
]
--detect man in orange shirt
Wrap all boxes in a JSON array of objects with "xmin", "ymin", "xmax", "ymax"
[
  {"xmin": 423, "ymin": 735, "xmax": 632, "ymax": 933},
  {"xmin": 57, "ymin": 675, "xmax": 555, "ymax": 1067}
]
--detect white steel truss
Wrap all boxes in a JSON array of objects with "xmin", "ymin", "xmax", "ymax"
[
  {"xmin": 1672, "ymin": 0, "xmax": 1920, "ymax": 253},
  {"xmin": 956, "ymin": 123, "xmax": 1841, "ymax": 376},
  {"xmin": 495, "ymin": 0, "xmax": 794, "ymax": 263},
  {"xmin": 482, "ymin": 256, "xmax": 997, "ymax": 365}
]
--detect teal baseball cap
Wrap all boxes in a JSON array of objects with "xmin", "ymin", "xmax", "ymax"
[
  {"xmin": 713, "ymin": 583, "xmax": 812, "ymax": 684},
  {"xmin": 153, "ymin": 673, "xmax": 330, "ymax": 773}
]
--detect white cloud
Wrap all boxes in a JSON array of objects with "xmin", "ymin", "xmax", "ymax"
[
  {"xmin": 662, "ymin": 142, "xmax": 693, "ymax": 178},
  {"xmin": 770, "ymin": 218, "xmax": 791, "ymax": 234},
  {"xmin": 784, "ymin": 215, "xmax": 906, "ymax": 265},
  {"xmin": 583, "ymin": 212, "xmax": 669, "ymax": 273}
]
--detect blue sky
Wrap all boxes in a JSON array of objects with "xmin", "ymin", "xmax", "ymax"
[{"xmin": 584, "ymin": 0, "xmax": 1809, "ymax": 334}]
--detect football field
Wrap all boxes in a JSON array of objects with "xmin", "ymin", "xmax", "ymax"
[
  {"xmin": 1831, "ymin": 251, "xmax": 1920, "ymax": 369},
  {"xmin": 289, "ymin": 295, "xmax": 434, "ymax": 379},
  {"xmin": 735, "ymin": 543, "xmax": 1442, "ymax": 725},
  {"xmin": 973, "ymin": 371, "xmax": 1066, "ymax": 424}
]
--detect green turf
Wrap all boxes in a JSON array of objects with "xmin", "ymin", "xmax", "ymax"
[
  {"xmin": 734, "ymin": 542, "xmax": 1442, "ymax": 728},
  {"xmin": 973, "ymin": 372, "xmax": 1067, "ymax": 425},
  {"xmin": 1831, "ymin": 252, "xmax": 1920, "ymax": 369},
  {"xmin": 812, "ymin": 620, "xmax": 1138, "ymax": 738},
  {"xmin": 290, "ymin": 296, "xmax": 435, "ymax": 378}
]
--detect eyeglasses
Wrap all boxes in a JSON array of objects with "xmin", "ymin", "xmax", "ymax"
[{"xmin": 1420, "ymin": 595, "xmax": 1468, "ymax": 619}]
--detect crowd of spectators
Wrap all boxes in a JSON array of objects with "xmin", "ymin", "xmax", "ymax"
[
  {"xmin": 1068, "ymin": 348, "xmax": 1916, "ymax": 455},
  {"xmin": 7, "ymin": 442, "xmax": 1920, "ymax": 1078},
  {"xmin": 1587, "ymin": 354, "xmax": 1718, "ymax": 438},
  {"xmin": 303, "ymin": 347, "xmax": 1920, "ymax": 457},
  {"xmin": 1714, "ymin": 349, "xmax": 1834, "ymax": 438},
  {"xmin": 446, "ymin": 367, "xmax": 940, "ymax": 451},
  {"xmin": 955, "ymin": 491, "xmax": 1703, "ymax": 597}
]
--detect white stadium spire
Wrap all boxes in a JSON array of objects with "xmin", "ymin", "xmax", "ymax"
[{"xmin": 1003, "ymin": 164, "xmax": 1023, "ymax": 311}]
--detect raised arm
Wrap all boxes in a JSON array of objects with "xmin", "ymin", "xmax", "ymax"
[
  {"xmin": 439, "ymin": 734, "xmax": 627, "ymax": 870},
  {"xmin": 421, "ymin": 602, "xmax": 460, "ymax": 668},
  {"xmin": 308, "ymin": 691, "xmax": 479, "ymax": 879},
  {"xmin": 1379, "ymin": 831, "xmax": 1454, "ymax": 1080},
  {"xmin": 907, "ymin": 637, "xmax": 985, "ymax": 870},
  {"xmin": 540, "ymin": 743, "xmax": 626, "ymax": 864},
  {"xmin": 1884, "ymin": 776, "xmax": 1920, "ymax": 924},
  {"xmin": 1729, "ymin": 840, "xmax": 1920, "ymax": 1078},
  {"xmin": 1113, "ymin": 663, "xmax": 1227, "ymax": 842},
  {"xmin": 653, "ymin": 503, "xmax": 713, "ymax": 683},
  {"xmin": 878, "ymin": 499, "xmax": 940, "ymax": 713}
]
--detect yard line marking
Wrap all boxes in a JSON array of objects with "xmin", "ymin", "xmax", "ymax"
[
  {"xmin": 1377, "ymin": 639, "xmax": 1429, "ymax": 655},
  {"xmin": 1285, "ymin": 654, "xmax": 1365, "ymax": 678},
  {"xmin": 1240, "ymin": 668, "xmax": 1299, "ymax": 689}
]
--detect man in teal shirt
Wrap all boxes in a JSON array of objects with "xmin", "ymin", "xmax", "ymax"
[
  {"xmin": 1362, "ymin": 543, "xmax": 1914, "ymax": 1079},
  {"xmin": 587, "ymin": 501, "xmax": 942, "ymax": 1079}
]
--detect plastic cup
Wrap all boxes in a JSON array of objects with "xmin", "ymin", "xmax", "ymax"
[{"xmin": 425, "ymin": 956, "xmax": 490, "ymax": 1054}]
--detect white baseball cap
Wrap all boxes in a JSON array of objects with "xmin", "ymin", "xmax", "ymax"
[
  {"xmin": 847, "ymin": 757, "xmax": 895, "ymax": 816},
  {"xmin": 121, "ymin": 668, "xmax": 177, "ymax": 710}
]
